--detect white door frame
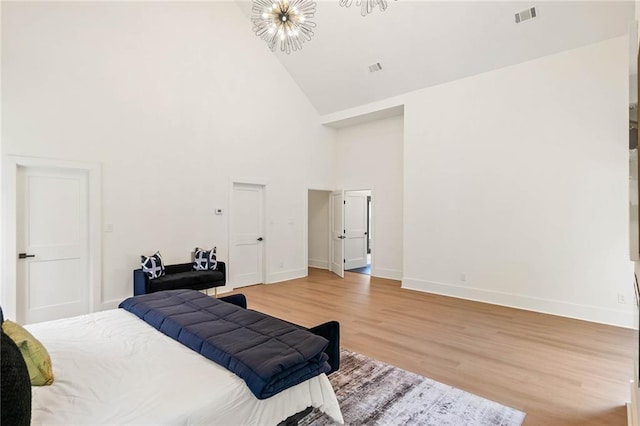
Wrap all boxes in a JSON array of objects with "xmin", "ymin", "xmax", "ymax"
[
  {"xmin": 341, "ymin": 187, "xmax": 375, "ymax": 275},
  {"xmin": 228, "ymin": 178, "xmax": 267, "ymax": 287},
  {"xmin": 329, "ymin": 190, "xmax": 345, "ymax": 278},
  {"xmin": 2, "ymin": 156, "xmax": 102, "ymax": 322},
  {"xmin": 344, "ymin": 189, "xmax": 370, "ymax": 270}
]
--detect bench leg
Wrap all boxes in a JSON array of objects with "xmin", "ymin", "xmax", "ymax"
[{"xmin": 203, "ymin": 288, "xmax": 218, "ymax": 298}]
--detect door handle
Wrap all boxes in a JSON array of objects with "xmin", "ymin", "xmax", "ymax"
[
  {"xmin": 338, "ymin": 236, "xmax": 345, "ymax": 239},
  {"xmin": 257, "ymin": 237, "xmax": 263, "ymax": 241},
  {"xmin": 18, "ymin": 253, "xmax": 35, "ymax": 259}
]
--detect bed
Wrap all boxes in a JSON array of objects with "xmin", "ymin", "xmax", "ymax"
[{"xmin": 14, "ymin": 295, "xmax": 344, "ymax": 425}]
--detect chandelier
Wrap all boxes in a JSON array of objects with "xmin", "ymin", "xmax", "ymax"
[
  {"xmin": 251, "ymin": 0, "xmax": 317, "ymax": 54},
  {"xmin": 338, "ymin": 0, "xmax": 395, "ymax": 16}
]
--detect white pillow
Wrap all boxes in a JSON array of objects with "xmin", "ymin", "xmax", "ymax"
[
  {"xmin": 193, "ymin": 247, "xmax": 217, "ymax": 271},
  {"xmin": 140, "ymin": 251, "xmax": 165, "ymax": 279}
]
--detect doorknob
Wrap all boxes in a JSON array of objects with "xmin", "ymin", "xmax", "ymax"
[
  {"xmin": 257, "ymin": 237, "xmax": 263, "ymax": 241},
  {"xmin": 338, "ymin": 236, "xmax": 345, "ymax": 239},
  {"xmin": 18, "ymin": 253, "xmax": 35, "ymax": 259}
]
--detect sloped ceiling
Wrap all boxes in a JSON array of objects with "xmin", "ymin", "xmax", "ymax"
[{"xmin": 237, "ymin": 1, "xmax": 634, "ymax": 116}]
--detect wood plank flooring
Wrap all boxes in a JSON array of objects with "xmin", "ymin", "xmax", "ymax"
[{"xmin": 230, "ymin": 268, "xmax": 635, "ymax": 426}]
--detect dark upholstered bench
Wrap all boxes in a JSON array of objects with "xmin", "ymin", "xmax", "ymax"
[
  {"xmin": 133, "ymin": 262, "xmax": 226, "ymax": 296},
  {"xmin": 218, "ymin": 294, "xmax": 340, "ymax": 375}
]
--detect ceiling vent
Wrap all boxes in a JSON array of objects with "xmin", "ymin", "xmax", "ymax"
[
  {"xmin": 368, "ymin": 62, "xmax": 383, "ymax": 73},
  {"xmin": 515, "ymin": 7, "xmax": 537, "ymax": 24}
]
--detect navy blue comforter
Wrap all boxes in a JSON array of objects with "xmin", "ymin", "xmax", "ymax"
[{"xmin": 119, "ymin": 290, "xmax": 330, "ymax": 399}]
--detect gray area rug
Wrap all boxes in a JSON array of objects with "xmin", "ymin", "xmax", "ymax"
[{"xmin": 301, "ymin": 349, "xmax": 526, "ymax": 426}]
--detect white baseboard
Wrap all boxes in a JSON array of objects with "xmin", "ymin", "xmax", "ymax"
[
  {"xmin": 372, "ymin": 268, "xmax": 402, "ymax": 280},
  {"xmin": 268, "ymin": 268, "xmax": 307, "ymax": 284},
  {"xmin": 213, "ymin": 285, "xmax": 234, "ymax": 295},
  {"xmin": 402, "ymin": 277, "xmax": 635, "ymax": 329},
  {"xmin": 629, "ymin": 379, "xmax": 639, "ymax": 426},
  {"xmin": 99, "ymin": 299, "xmax": 122, "ymax": 311},
  {"xmin": 309, "ymin": 259, "xmax": 329, "ymax": 270}
]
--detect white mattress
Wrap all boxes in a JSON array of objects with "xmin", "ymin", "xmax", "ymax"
[{"xmin": 26, "ymin": 309, "xmax": 343, "ymax": 425}]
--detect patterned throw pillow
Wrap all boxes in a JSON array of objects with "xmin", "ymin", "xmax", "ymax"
[
  {"xmin": 140, "ymin": 251, "xmax": 165, "ymax": 279},
  {"xmin": 193, "ymin": 247, "xmax": 217, "ymax": 271}
]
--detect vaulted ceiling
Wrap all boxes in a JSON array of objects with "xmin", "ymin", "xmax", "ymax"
[{"xmin": 237, "ymin": 1, "xmax": 634, "ymax": 115}]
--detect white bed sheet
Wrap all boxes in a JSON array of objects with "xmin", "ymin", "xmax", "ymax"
[{"xmin": 26, "ymin": 309, "xmax": 343, "ymax": 425}]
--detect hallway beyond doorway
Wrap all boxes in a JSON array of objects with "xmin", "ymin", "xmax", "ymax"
[{"xmin": 346, "ymin": 253, "xmax": 371, "ymax": 275}]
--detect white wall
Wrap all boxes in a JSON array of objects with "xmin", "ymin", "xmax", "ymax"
[
  {"xmin": 334, "ymin": 115, "xmax": 403, "ymax": 280},
  {"xmin": 308, "ymin": 190, "xmax": 330, "ymax": 269},
  {"xmin": 403, "ymin": 36, "xmax": 634, "ymax": 327},
  {"xmin": 1, "ymin": 2, "xmax": 334, "ymax": 310},
  {"xmin": 3, "ymin": 2, "xmax": 632, "ymax": 328}
]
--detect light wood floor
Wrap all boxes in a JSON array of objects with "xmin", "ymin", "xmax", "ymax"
[{"xmin": 230, "ymin": 268, "xmax": 635, "ymax": 426}]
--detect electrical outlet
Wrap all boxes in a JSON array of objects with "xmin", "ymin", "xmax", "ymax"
[
  {"xmin": 618, "ymin": 293, "xmax": 626, "ymax": 304},
  {"xmin": 460, "ymin": 273, "xmax": 467, "ymax": 282},
  {"xmin": 279, "ymin": 262, "xmax": 284, "ymax": 268}
]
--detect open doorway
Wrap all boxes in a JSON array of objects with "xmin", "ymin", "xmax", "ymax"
[
  {"xmin": 308, "ymin": 189, "xmax": 332, "ymax": 271},
  {"xmin": 307, "ymin": 188, "xmax": 373, "ymax": 277},
  {"xmin": 344, "ymin": 190, "xmax": 372, "ymax": 275}
]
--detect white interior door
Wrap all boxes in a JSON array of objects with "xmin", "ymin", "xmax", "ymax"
[
  {"xmin": 330, "ymin": 190, "xmax": 345, "ymax": 278},
  {"xmin": 344, "ymin": 191, "xmax": 368, "ymax": 270},
  {"xmin": 231, "ymin": 183, "xmax": 265, "ymax": 287},
  {"xmin": 17, "ymin": 166, "xmax": 90, "ymax": 324}
]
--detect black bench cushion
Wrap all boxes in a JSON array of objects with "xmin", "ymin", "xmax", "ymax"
[{"xmin": 147, "ymin": 270, "xmax": 224, "ymax": 292}]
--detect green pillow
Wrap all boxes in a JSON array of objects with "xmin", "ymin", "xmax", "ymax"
[{"xmin": 2, "ymin": 320, "xmax": 54, "ymax": 386}]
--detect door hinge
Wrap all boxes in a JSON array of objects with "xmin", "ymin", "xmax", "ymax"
[
  {"xmin": 343, "ymin": 259, "xmax": 345, "ymax": 263},
  {"xmin": 343, "ymin": 200, "xmax": 346, "ymax": 204}
]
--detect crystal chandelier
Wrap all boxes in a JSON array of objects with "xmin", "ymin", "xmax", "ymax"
[
  {"xmin": 251, "ymin": 0, "xmax": 317, "ymax": 54},
  {"xmin": 338, "ymin": 0, "xmax": 395, "ymax": 16}
]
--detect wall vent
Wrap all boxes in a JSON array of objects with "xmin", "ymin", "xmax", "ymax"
[
  {"xmin": 368, "ymin": 62, "xmax": 383, "ymax": 73},
  {"xmin": 515, "ymin": 7, "xmax": 537, "ymax": 24}
]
